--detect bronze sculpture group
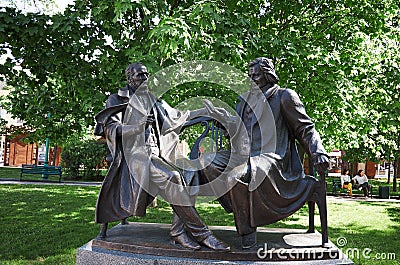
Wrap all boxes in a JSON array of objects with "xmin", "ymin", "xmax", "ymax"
[{"xmin": 94, "ymin": 58, "xmax": 329, "ymax": 252}]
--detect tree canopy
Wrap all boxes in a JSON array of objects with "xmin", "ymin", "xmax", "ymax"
[{"xmin": 0, "ymin": 0, "xmax": 399, "ymax": 164}]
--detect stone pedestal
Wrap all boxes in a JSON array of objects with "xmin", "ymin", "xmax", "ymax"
[{"xmin": 76, "ymin": 222, "xmax": 353, "ymax": 264}]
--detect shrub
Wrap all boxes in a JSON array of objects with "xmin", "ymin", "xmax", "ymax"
[{"xmin": 61, "ymin": 138, "xmax": 107, "ymax": 181}]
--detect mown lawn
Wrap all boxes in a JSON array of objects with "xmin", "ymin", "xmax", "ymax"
[{"xmin": 0, "ymin": 183, "xmax": 399, "ymax": 265}]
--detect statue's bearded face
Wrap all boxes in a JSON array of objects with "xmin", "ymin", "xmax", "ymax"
[
  {"xmin": 127, "ymin": 65, "xmax": 148, "ymax": 88},
  {"xmin": 248, "ymin": 64, "xmax": 268, "ymax": 88}
]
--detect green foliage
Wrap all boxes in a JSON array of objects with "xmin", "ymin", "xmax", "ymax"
[
  {"xmin": 60, "ymin": 137, "xmax": 107, "ymax": 180},
  {"xmin": 0, "ymin": 117, "xmax": 7, "ymax": 135},
  {"xmin": 0, "ymin": 0, "xmax": 399, "ymax": 163}
]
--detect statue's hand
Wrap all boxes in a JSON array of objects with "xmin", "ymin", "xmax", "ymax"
[
  {"xmin": 203, "ymin": 99, "xmax": 218, "ymax": 114},
  {"xmin": 203, "ymin": 99, "xmax": 234, "ymax": 121},
  {"xmin": 314, "ymin": 154, "xmax": 329, "ymax": 177}
]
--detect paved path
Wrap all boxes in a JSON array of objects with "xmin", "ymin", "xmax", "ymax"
[
  {"xmin": 1, "ymin": 178, "xmax": 399, "ymax": 202},
  {"xmin": 328, "ymin": 194, "xmax": 399, "ymax": 203}
]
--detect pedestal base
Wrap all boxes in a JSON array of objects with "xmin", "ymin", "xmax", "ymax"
[{"xmin": 76, "ymin": 222, "xmax": 353, "ymax": 264}]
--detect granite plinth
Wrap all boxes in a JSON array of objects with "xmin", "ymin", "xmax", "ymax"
[{"xmin": 76, "ymin": 222, "xmax": 353, "ymax": 264}]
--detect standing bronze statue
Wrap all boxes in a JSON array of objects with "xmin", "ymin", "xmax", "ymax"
[
  {"xmin": 203, "ymin": 57, "xmax": 329, "ymax": 249},
  {"xmin": 93, "ymin": 63, "xmax": 142, "ymax": 233},
  {"xmin": 94, "ymin": 62, "xmax": 229, "ymax": 251}
]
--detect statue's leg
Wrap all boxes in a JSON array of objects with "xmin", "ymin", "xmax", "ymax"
[
  {"xmin": 205, "ymin": 158, "xmax": 256, "ymax": 249},
  {"xmin": 170, "ymin": 204, "xmax": 230, "ymax": 251},
  {"xmin": 120, "ymin": 218, "xmax": 128, "ymax": 225},
  {"xmin": 200, "ymin": 150, "xmax": 233, "ymax": 213},
  {"xmin": 151, "ymin": 157, "xmax": 230, "ymax": 251},
  {"xmin": 318, "ymin": 197, "xmax": 329, "ymax": 246},
  {"xmin": 229, "ymin": 182, "xmax": 257, "ymax": 249},
  {"xmin": 315, "ymin": 182, "xmax": 329, "ymax": 246},
  {"xmin": 306, "ymin": 201, "xmax": 315, "ymax": 233},
  {"xmin": 98, "ymin": 223, "xmax": 108, "ymax": 239},
  {"xmin": 170, "ymin": 212, "xmax": 201, "ymax": 250}
]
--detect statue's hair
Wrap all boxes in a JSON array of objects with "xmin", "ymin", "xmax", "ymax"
[
  {"xmin": 248, "ymin": 57, "xmax": 279, "ymax": 83},
  {"xmin": 125, "ymin": 62, "xmax": 145, "ymax": 79}
]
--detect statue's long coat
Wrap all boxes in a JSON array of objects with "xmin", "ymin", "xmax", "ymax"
[
  {"xmin": 242, "ymin": 85, "xmax": 326, "ymax": 226},
  {"xmin": 207, "ymin": 85, "xmax": 327, "ymax": 228},
  {"xmin": 94, "ymin": 88, "xmax": 189, "ymax": 223}
]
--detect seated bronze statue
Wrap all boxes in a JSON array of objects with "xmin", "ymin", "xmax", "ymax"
[
  {"xmin": 198, "ymin": 57, "xmax": 329, "ymax": 249},
  {"xmin": 94, "ymin": 58, "xmax": 329, "ymax": 253},
  {"xmin": 94, "ymin": 62, "xmax": 229, "ymax": 251}
]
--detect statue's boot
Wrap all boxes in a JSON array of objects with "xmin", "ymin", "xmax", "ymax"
[
  {"xmin": 170, "ymin": 213, "xmax": 201, "ymax": 250},
  {"xmin": 98, "ymin": 223, "xmax": 108, "ymax": 239},
  {"xmin": 159, "ymin": 170, "xmax": 230, "ymax": 252},
  {"xmin": 241, "ymin": 231, "xmax": 257, "ymax": 249},
  {"xmin": 169, "ymin": 204, "xmax": 230, "ymax": 251},
  {"xmin": 171, "ymin": 232, "xmax": 201, "ymax": 250},
  {"xmin": 200, "ymin": 234, "xmax": 230, "ymax": 251}
]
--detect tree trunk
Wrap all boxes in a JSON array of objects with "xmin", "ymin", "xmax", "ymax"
[
  {"xmin": 393, "ymin": 157, "xmax": 399, "ymax": 192},
  {"xmin": 387, "ymin": 158, "xmax": 391, "ymax": 184}
]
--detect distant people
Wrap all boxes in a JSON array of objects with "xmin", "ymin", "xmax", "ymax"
[
  {"xmin": 340, "ymin": 169, "xmax": 353, "ymax": 196},
  {"xmin": 353, "ymin": 170, "xmax": 371, "ymax": 197}
]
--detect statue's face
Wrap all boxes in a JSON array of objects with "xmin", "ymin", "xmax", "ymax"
[
  {"xmin": 128, "ymin": 65, "xmax": 148, "ymax": 88},
  {"xmin": 248, "ymin": 63, "xmax": 267, "ymax": 88}
]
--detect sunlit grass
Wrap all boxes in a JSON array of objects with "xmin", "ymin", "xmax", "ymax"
[
  {"xmin": 0, "ymin": 184, "xmax": 399, "ymax": 265},
  {"xmin": 0, "ymin": 184, "xmax": 99, "ymax": 264}
]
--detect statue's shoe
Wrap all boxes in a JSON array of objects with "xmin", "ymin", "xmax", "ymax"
[
  {"xmin": 242, "ymin": 231, "xmax": 257, "ymax": 249},
  {"xmin": 98, "ymin": 223, "xmax": 108, "ymax": 239},
  {"xmin": 200, "ymin": 234, "xmax": 230, "ymax": 251},
  {"xmin": 171, "ymin": 233, "xmax": 201, "ymax": 250}
]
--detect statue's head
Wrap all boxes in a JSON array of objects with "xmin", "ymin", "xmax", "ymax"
[
  {"xmin": 125, "ymin": 62, "xmax": 148, "ymax": 89},
  {"xmin": 248, "ymin": 57, "xmax": 279, "ymax": 88}
]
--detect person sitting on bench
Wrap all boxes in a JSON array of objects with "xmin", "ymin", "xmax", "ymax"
[
  {"xmin": 353, "ymin": 170, "xmax": 371, "ymax": 197},
  {"xmin": 340, "ymin": 169, "xmax": 353, "ymax": 196}
]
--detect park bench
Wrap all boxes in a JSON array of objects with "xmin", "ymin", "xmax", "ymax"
[
  {"xmin": 331, "ymin": 178, "xmax": 373, "ymax": 197},
  {"xmin": 331, "ymin": 179, "xmax": 350, "ymax": 196},
  {"xmin": 20, "ymin": 164, "xmax": 63, "ymax": 182}
]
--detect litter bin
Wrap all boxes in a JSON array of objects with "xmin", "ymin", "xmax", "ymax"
[{"xmin": 378, "ymin": 186, "xmax": 390, "ymax": 199}]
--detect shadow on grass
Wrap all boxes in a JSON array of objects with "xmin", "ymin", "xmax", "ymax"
[{"xmin": 386, "ymin": 206, "xmax": 400, "ymax": 232}]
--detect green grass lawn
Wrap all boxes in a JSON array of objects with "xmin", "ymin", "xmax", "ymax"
[{"xmin": 0, "ymin": 183, "xmax": 399, "ymax": 265}]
